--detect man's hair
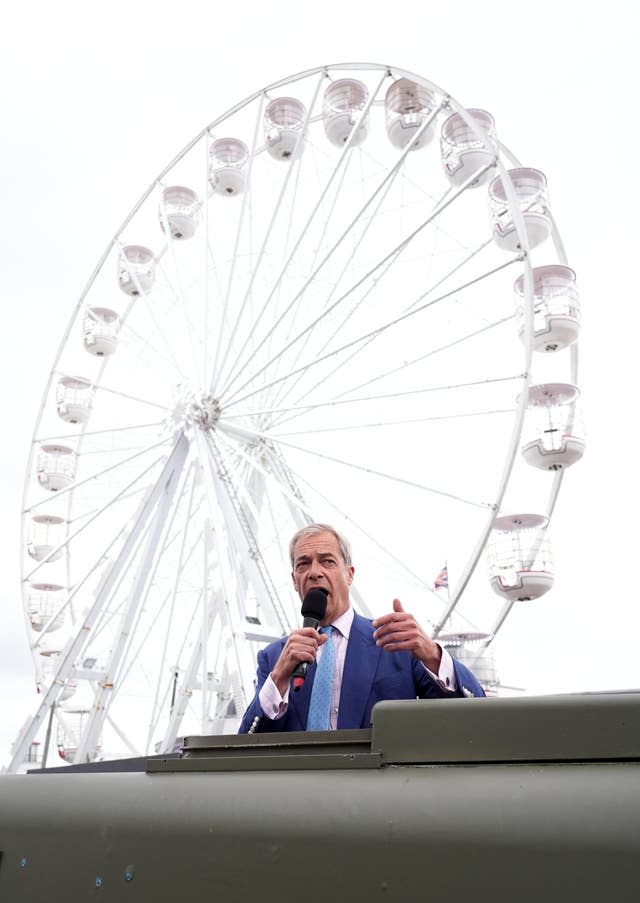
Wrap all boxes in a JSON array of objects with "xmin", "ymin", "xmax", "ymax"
[{"xmin": 289, "ymin": 523, "xmax": 352, "ymax": 567}]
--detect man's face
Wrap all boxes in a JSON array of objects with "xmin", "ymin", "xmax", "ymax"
[{"xmin": 291, "ymin": 531, "xmax": 354, "ymax": 625}]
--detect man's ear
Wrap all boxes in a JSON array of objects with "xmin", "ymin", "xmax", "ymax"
[{"xmin": 347, "ymin": 565, "xmax": 355, "ymax": 585}]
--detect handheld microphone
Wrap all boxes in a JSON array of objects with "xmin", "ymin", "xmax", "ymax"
[{"xmin": 291, "ymin": 587, "xmax": 328, "ymax": 692}]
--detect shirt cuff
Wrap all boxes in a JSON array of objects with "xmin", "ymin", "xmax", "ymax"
[
  {"xmin": 423, "ymin": 645, "xmax": 458, "ymax": 692},
  {"xmin": 258, "ymin": 673, "xmax": 290, "ymax": 720}
]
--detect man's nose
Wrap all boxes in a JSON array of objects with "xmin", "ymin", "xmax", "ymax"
[{"xmin": 308, "ymin": 560, "xmax": 323, "ymax": 580}]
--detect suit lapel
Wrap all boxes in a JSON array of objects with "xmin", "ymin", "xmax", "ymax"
[{"xmin": 337, "ymin": 612, "xmax": 381, "ymax": 729}]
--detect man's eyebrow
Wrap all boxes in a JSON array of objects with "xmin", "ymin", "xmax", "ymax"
[{"xmin": 294, "ymin": 550, "xmax": 338, "ymax": 564}]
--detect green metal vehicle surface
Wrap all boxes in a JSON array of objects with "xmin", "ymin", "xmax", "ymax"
[{"xmin": 1, "ymin": 694, "xmax": 638, "ymax": 901}]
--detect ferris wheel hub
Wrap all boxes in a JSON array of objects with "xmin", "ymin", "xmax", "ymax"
[
  {"xmin": 167, "ymin": 384, "xmax": 221, "ymax": 434},
  {"xmin": 194, "ymin": 393, "xmax": 222, "ymax": 430}
]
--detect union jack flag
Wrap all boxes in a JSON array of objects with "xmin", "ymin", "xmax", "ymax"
[{"xmin": 434, "ymin": 565, "xmax": 448, "ymax": 590}]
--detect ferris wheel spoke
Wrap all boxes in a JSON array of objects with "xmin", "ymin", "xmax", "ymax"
[
  {"xmin": 201, "ymin": 136, "xmax": 212, "ymax": 388},
  {"xmin": 334, "ymin": 313, "xmax": 518, "ymax": 406},
  {"xmin": 223, "ymin": 157, "xmax": 499, "ymax": 410},
  {"xmin": 268, "ymin": 446, "xmax": 494, "ymax": 641},
  {"xmin": 229, "ymin": 374, "xmax": 522, "ymax": 430},
  {"xmin": 209, "ymin": 93, "xmax": 266, "ymax": 390},
  {"xmin": 34, "ymin": 421, "xmax": 165, "ymax": 445},
  {"xmin": 283, "ymin": 249, "xmax": 518, "ymax": 414},
  {"xmin": 218, "ymin": 96, "xmax": 450, "ymax": 401},
  {"xmin": 223, "ymin": 256, "xmax": 518, "ymax": 416},
  {"xmin": 93, "ymin": 382, "xmax": 174, "ymax": 413},
  {"xmin": 316, "ymin": 315, "xmax": 524, "ymax": 420},
  {"xmin": 118, "ymin": 319, "xmax": 194, "ymax": 390},
  {"xmin": 116, "ymin": 250, "xmax": 196, "ymax": 387},
  {"xmin": 153, "ymin": 254, "xmax": 203, "ymax": 386},
  {"xmin": 271, "ymin": 406, "xmax": 515, "ymax": 438},
  {"xmin": 222, "ymin": 384, "xmax": 522, "ymax": 450},
  {"xmin": 276, "ymin": 235, "xmax": 501, "ymax": 415},
  {"xmin": 65, "ymin": 481, "xmax": 156, "ymax": 532},
  {"xmin": 404, "ymin": 237, "xmax": 494, "ymax": 314},
  {"xmin": 266, "ymin": 159, "xmax": 417, "ymax": 413},
  {"xmin": 212, "ymin": 72, "xmax": 326, "ymax": 396},
  {"xmin": 24, "ymin": 451, "xmax": 171, "ymax": 582},
  {"xmin": 24, "ymin": 438, "xmax": 171, "ymax": 515},
  {"xmin": 258, "ymin": 138, "xmax": 317, "ymax": 390},
  {"xmin": 239, "ymin": 428, "xmax": 493, "ymax": 510},
  {"xmin": 279, "ymin": 455, "xmax": 445, "ymax": 612},
  {"xmin": 229, "ymin": 75, "xmax": 390, "ymax": 400}
]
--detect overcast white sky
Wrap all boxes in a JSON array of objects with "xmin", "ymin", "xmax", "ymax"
[{"xmin": 1, "ymin": 0, "xmax": 638, "ymax": 767}]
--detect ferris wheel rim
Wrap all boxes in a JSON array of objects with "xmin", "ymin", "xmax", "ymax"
[{"xmin": 13, "ymin": 61, "xmax": 576, "ymax": 771}]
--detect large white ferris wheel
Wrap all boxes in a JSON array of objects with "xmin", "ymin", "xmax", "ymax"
[{"xmin": 10, "ymin": 63, "xmax": 583, "ymax": 771}]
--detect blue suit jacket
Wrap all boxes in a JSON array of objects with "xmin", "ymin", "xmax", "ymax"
[{"xmin": 238, "ymin": 611, "xmax": 485, "ymax": 733}]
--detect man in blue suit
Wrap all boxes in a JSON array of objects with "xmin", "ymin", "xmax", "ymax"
[{"xmin": 238, "ymin": 524, "xmax": 484, "ymax": 734}]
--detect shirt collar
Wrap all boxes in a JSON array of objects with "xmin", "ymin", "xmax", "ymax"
[{"xmin": 331, "ymin": 606, "xmax": 354, "ymax": 640}]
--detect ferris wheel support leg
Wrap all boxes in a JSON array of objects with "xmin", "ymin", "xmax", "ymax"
[
  {"xmin": 196, "ymin": 427, "xmax": 292, "ymax": 634},
  {"xmin": 40, "ymin": 702, "xmax": 56, "ymax": 769},
  {"xmin": 159, "ymin": 585, "xmax": 223, "ymax": 752},
  {"xmin": 104, "ymin": 712, "xmax": 141, "ymax": 758},
  {"xmin": 16, "ymin": 440, "xmax": 189, "ymax": 770},
  {"xmin": 9, "ymin": 435, "xmax": 181, "ymax": 772},
  {"xmin": 217, "ymin": 427, "xmax": 316, "ymax": 527},
  {"xmin": 156, "ymin": 486, "xmax": 254, "ymax": 745},
  {"xmin": 72, "ymin": 436, "xmax": 191, "ymax": 764},
  {"xmin": 189, "ymin": 429, "xmax": 272, "ymax": 714}
]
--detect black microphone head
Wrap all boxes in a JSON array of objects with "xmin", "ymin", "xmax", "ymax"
[{"xmin": 300, "ymin": 587, "xmax": 328, "ymax": 621}]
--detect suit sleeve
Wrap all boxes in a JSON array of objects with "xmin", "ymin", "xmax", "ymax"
[
  {"xmin": 451, "ymin": 657, "xmax": 486, "ymax": 697},
  {"xmin": 238, "ymin": 647, "xmax": 273, "ymax": 733},
  {"xmin": 412, "ymin": 654, "xmax": 485, "ymax": 699}
]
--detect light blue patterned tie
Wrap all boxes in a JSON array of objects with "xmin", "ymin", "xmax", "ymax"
[{"xmin": 306, "ymin": 626, "xmax": 335, "ymax": 731}]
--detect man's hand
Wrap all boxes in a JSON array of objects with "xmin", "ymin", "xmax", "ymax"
[
  {"xmin": 270, "ymin": 628, "xmax": 328, "ymax": 696},
  {"xmin": 372, "ymin": 599, "xmax": 442, "ymax": 674}
]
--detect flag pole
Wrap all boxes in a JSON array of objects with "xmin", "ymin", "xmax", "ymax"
[{"xmin": 445, "ymin": 559, "xmax": 450, "ymax": 605}]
